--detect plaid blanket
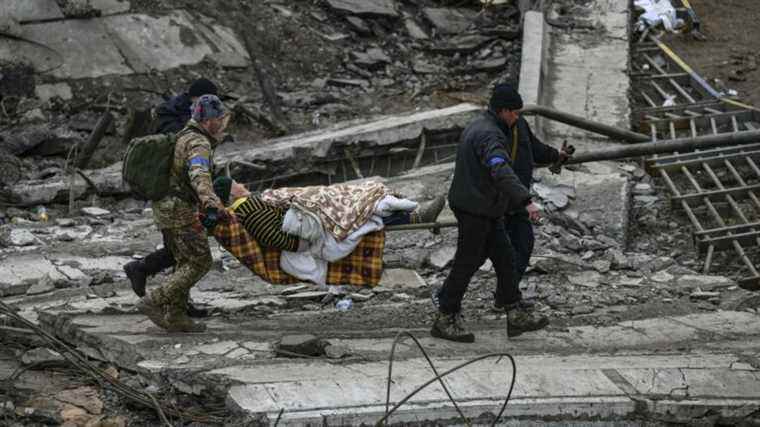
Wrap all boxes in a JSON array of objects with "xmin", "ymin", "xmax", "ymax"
[{"xmin": 212, "ymin": 214, "xmax": 384, "ymax": 287}]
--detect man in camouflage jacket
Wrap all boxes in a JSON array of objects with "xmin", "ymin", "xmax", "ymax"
[{"xmin": 137, "ymin": 94, "xmax": 230, "ymax": 333}]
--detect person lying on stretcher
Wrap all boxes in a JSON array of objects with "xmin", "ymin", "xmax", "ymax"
[{"xmin": 211, "ymin": 176, "xmax": 446, "ymax": 251}]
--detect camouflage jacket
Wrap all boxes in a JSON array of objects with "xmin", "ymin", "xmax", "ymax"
[{"xmin": 153, "ymin": 120, "xmax": 223, "ymax": 229}]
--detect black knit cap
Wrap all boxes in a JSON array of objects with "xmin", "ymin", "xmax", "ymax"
[
  {"xmin": 489, "ymin": 83, "xmax": 523, "ymax": 111},
  {"xmin": 188, "ymin": 78, "xmax": 218, "ymax": 98},
  {"xmin": 213, "ymin": 176, "xmax": 233, "ymax": 205}
]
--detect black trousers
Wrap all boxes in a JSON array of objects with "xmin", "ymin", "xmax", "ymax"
[
  {"xmin": 438, "ymin": 209, "xmax": 521, "ymax": 314},
  {"xmin": 504, "ymin": 210, "xmax": 534, "ymax": 288},
  {"xmin": 142, "ymin": 231, "xmax": 176, "ymax": 276}
]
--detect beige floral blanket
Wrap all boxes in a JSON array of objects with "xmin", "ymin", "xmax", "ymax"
[{"xmin": 260, "ymin": 181, "xmax": 388, "ymax": 241}]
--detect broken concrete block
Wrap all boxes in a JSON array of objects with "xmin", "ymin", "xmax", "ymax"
[
  {"xmin": 55, "ymin": 218, "xmax": 76, "ymax": 227},
  {"xmin": 285, "ymin": 291, "xmax": 329, "ymax": 302},
  {"xmin": 19, "ymin": 19, "xmax": 132, "ymax": 79},
  {"xmin": 536, "ymin": 168, "xmax": 630, "ymax": 243},
  {"xmin": 277, "ymin": 334, "xmax": 327, "ymax": 357},
  {"xmin": 592, "ymin": 260, "xmax": 611, "ymax": 273},
  {"xmin": 392, "ymin": 292, "xmax": 413, "ymax": 301},
  {"xmin": 404, "ymin": 17, "xmax": 429, "ymax": 40},
  {"xmin": 325, "ymin": 0, "xmax": 399, "ymax": 18},
  {"xmin": 26, "ymin": 275, "xmax": 57, "ymax": 295},
  {"xmin": 618, "ymin": 277, "xmax": 644, "ymax": 287},
  {"xmin": 428, "ymin": 246, "xmax": 456, "ymax": 269},
  {"xmin": 196, "ymin": 341, "xmax": 240, "ymax": 356},
  {"xmin": 4, "ymin": 0, "xmax": 64, "ymax": 23},
  {"xmin": 351, "ymin": 47, "xmax": 391, "ymax": 70},
  {"xmin": 324, "ymin": 344, "xmax": 351, "ymax": 359},
  {"xmin": 253, "ymin": 296, "xmax": 287, "ymax": 308},
  {"xmin": 81, "ymin": 207, "xmax": 110, "ymax": 217},
  {"xmin": 606, "ymin": 249, "xmax": 630, "ymax": 269},
  {"xmin": 422, "ymin": 8, "xmax": 476, "ymax": 34},
  {"xmin": 34, "ymin": 83, "xmax": 73, "ymax": 103},
  {"xmin": 21, "ymin": 347, "xmax": 64, "ymax": 366},
  {"xmin": 690, "ymin": 290, "xmax": 721, "ymax": 300},
  {"xmin": 225, "ymin": 347, "xmax": 250, "ymax": 360},
  {"xmin": 349, "ymin": 292, "xmax": 373, "ymax": 302},
  {"xmin": 87, "ymin": 0, "xmax": 132, "ymax": 16},
  {"xmin": 650, "ymin": 271, "xmax": 674, "ymax": 283},
  {"xmin": 345, "ymin": 16, "xmax": 372, "ymax": 34},
  {"xmin": 676, "ymin": 275, "xmax": 735, "ymax": 290},
  {"xmin": 633, "ymin": 183, "xmax": 655, "ymax": 195},
  {"xmin": 568, "ymin": 271, "xmax": 601, "ymax": 288},
  {"xmin": 280, "ymin": 285, "xmax": 309, "ymax": 295},
  {"xmin": 379, "ymin": 268, "xmax": 427, "ymax": 289},
  {"xmin": 57, "ymin": 265, "xmax": 93, "ymax": 287},
  {"xmin": 6, "ymin": 229, "xmax": 39, "ymax": 246}
]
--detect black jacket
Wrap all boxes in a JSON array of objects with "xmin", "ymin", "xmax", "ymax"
[
  {"xmin": 156, "ymin": 93, "xmax": 193, "ymax": 134},
  {"xmin": 448, "ymin": 111, "xmax": 532, "ymax": 218},
  {"xmin": 510, "ymin": 116, "xmax": 560, "ymax": 188}
]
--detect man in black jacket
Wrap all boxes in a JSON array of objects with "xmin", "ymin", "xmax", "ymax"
[
  {"xmin": 494, "ymin": 89, "xmax": 574, "ymax": 314},
  {"xmin": 432, "ymin": 84, "xmax": 572, "ymax": 343},
  {"xmin": 123, "ymin": 78, "xmax": 218, "ymax": 318}
]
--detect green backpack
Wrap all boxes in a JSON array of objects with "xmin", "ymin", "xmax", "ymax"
[{"xmin": 122, "ymin": 133, "xmax": 177, "ymax": 201}]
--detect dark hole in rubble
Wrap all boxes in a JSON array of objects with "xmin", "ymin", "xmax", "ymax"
[
  {"xmin": 0, "ymin": 61, "xmax": 35, "ymax": 99},
  {"xmin": 229, "ymin": 129, "xmax": 462, "ymax": 191},
  {"xmin": 177, "ymin": 23, "xmax": 201, "ymax": 46}
]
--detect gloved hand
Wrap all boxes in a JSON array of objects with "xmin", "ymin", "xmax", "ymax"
[
  {"xmin": 201, "ymin": 206, "xmax": 220, "ymax": 230},
  {"xmin": 550, "ymin": 140, "xmax": 575, "ymax": 174},
  {"xmin": 558, "ymin": 140, "xmax": 576, "ymax": 162}
]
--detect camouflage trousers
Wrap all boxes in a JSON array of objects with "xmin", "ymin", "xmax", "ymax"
[{"xmin": 149, "ymin": 221, "xmax": 212, "ymax": 310}]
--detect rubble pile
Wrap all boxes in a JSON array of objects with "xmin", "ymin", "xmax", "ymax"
[{"xmin": 0, "ymin": 0, "xmax": 522, "ymax": 202}]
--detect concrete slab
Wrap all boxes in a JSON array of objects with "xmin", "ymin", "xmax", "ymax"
[
  {"xmin": 223, "ymin": 351, "xmax": 760, "ymax": 425},
  {"xmin": 1, "ymin": 0, "xmax": 64, "ymax": 22},
  {"xmin": 543, "ymin": 0, "xmax": 631, "ymax": 150},
  {"xmin": 518, "ymin": 11, "xmax": 547, "ymax": 135},
  {"xmin": 103, "ymin": 11, "xmax": 214, "ymax": 73},
  {"xmin": 19, "ymin": 19, "xmax": 132, "ymax": 79},
  {"xmin": 217, "ymin": 103, "xmax": 481, "ymax": 167},
  {"xmin": 325, "ymin": 0, "xmax": 399, "ymax": 18},
  {"xmin": 0, "ymin": 255, "xmax": 67, "ymax": 296},
  {"xmin": 192, "ymin": 18, "xmax": 250, "ymax": 68},
  {"xmin": 378, "ymin": 268, "xmax": 427, "ymax": 289},
  {"xmin": 88, "ymin": 0, "xmax": 131, "ymax": 15}
]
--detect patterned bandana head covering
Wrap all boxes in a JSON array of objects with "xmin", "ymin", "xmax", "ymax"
[{"xmin": 191, "ymin": 94, "xmax": 226, "ymax": 122}]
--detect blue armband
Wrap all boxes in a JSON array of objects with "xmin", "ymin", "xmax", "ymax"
[
  {"xmin": 487, "ymin": 156, "xmax": 506, "ymax": 166},
  {"xmin": 188, "ymin": 156, "xmax": 210, "ymax": 168}
]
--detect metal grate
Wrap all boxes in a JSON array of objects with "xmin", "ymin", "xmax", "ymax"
[{"xmin": 630, "ymin": 4, "xmax": 760, "ymax": 290}]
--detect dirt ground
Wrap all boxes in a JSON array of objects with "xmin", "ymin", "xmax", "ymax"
[{"xmin": 664, "ymin": 0, "xmax": 760, "ymax": 107}]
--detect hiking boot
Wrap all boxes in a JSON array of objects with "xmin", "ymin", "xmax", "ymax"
[
  {"xmin": 430, "ymin": 284, "xmax": 442, "ymax": 310},
  {"xmin": 124, "ymin": 260, "xmax": 147, "ymax": 297},
  {"xmin": 411, "ymin": 195, "xmax": 446, "ymax": 224},
  {"xmin": 136, "ymin": 295, "xmax": 168, "ymax": 329},
  {"xmin": 431, "ymin": 312, "xmax": 475, "ymax": 343},
  {"xmin": 164, "ymin": 304, "xmax": 206, "ymax": 333},
  {"xmin": 506, "ymin": 303, "xmax": 549, "ymax": 338},
  {"xmin": 492, "ymin": 295, "xmax": 535, "ymax": 313},
  {"xmin": 186, "ymin": 301, "xmax": 209, "ymax": 318}
]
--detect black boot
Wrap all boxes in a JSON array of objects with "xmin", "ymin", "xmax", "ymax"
[
  {"xmin": 124, "ymin": 260, "xmax": 147, "ymax": 297},
  {"xmin": 185, "ymin": 303, "xmax": 209, "ymax": 318},
  {"xmin": 506, "ymin": 302, "xmax": 549, "ymax": 337},
  {"xmin": 431, "ymin": 311, "xmax": 475, "ymax": 343}
]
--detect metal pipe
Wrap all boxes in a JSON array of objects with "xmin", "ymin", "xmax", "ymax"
[
  {"xmin": 567, "ymin": 129, "xmax": 760, "ymax": 164},
  {"xmin": 521, "ymin": 104, "xmax": 651, "ymax": 143},
  {"xmin": 385, "ymin": 221, "xmax": 458, "ymax": 232}
]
